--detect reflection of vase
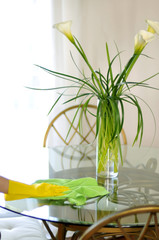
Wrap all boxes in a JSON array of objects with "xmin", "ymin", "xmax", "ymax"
[
  {"xmin": 96, "ymin": 178, "xmax": 118, "ymax": 221},
  {"xmin": 96, "ymin": 99, "xmax": 120, "ymax": 179}
]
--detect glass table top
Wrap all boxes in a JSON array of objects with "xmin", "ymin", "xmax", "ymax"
[{"xmin": 1, "ymin": 144, "xmax": 159, "ymax": 227}]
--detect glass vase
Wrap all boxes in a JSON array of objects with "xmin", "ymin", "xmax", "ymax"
[{"xmin": 96, "ymin": 99, "xmax": 119, "ymax": 179}]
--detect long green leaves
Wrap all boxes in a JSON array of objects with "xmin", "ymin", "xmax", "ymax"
[{"xmin": 30, "ymin": 37, "xmax": 159, "ymax": 150}]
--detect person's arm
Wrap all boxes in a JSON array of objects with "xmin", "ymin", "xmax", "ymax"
[
  {"xmin": 0, "ymin": 176, "xmax": 69, "ymax": 201},
  {"xmin": 0, "ymin": 176, "xmax": 9, "ymax": 194},
  {"xmin": 4, "ymin": 179, "xmax": 69, "ymax": 201}
]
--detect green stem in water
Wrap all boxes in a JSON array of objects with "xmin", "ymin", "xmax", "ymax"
[{"xmin": 97, "ymin": 100, "xmax": 119, "ymax": 175}]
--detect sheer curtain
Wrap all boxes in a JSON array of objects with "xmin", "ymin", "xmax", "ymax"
[{"xmin": 0, "ymin": 0, "xmax": 54, "ymax": 181}]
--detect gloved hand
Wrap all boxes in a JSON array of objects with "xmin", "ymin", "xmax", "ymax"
[
  {"xmin": 35, "ymin": 177, "xmax": 109, "ymax": 205},
  {"xmin": 5, "ymin": 180, "xmax": 69, "ymax": 201}
]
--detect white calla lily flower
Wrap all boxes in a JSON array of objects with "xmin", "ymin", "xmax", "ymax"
[
  {"xmin": 146, "ymin": 19, "xmax": 159, "ymax": 35},
  {"xmin": 134, "ymin": 30, "xmax": 155, "ymax": 53},
  {"xmin": 32, "ymin": 19, "xmax": 159, "ymax": 158},
  {"xmin": 53, "ymin": 20, "xmax": 75, "ymax": 44}
]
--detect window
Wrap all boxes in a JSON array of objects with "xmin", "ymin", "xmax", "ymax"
[{"xmin": 0, "ymin": 0, "xmax": 53, "ymax": 180}]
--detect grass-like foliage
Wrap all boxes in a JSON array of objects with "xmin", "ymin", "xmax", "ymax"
[{"xmin": 28, "ymin": 20, "xmax": 159, "ymax": 166}]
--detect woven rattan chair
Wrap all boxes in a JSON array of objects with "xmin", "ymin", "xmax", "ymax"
[
  {"xmin": 43, "ymin": 104, "xmax": 127, "ymax": 147},
  {"xmin": 78, "ymin": 205, "xmax": 159, "ymax": 240}
]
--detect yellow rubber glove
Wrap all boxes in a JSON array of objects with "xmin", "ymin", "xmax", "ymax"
[{"xmin": 5, "ymin": 180, "xmax": 69, "ymax": 201}]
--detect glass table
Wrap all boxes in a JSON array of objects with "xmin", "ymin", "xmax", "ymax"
[{"xmin": 1, "ymin": 144, "xmax": 159, "ymax": 239}]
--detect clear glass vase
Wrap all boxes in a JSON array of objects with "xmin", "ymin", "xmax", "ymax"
[{"xmin": 96, "ymin": 99, "xmax": 119, "ymax": 179}]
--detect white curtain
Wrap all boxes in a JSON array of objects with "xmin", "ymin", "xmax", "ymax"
[{"xmin": 0, "ymin": 0, "xmax": 54, "ymax": 181}]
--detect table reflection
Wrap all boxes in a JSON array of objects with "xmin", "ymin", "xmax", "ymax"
[{"xmin": 46, "ymin": 144, "xmax": 159, "ymax": 224}]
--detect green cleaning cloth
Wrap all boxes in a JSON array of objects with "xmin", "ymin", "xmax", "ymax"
[{"xmin": 35, "ymin": 177, "xmax": 109, "ymax": 205}]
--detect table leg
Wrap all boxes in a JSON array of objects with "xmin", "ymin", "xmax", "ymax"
[
  {"xmin": 42, "ymin": 220, "xmax": 56, "ymax": 240},
  {"xmin": 56, "ymin": 223, "xmax": 67, "ymax": 240}
]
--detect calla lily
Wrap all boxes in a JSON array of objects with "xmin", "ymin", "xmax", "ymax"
[
  {"xmin": 54, "ymin": 20, "xmax": 104, "ymax": 95},
  {"xmin": 146, "ymin": 19, "xmax": 159, "ymax": 35},
  {"xmin": 33, "ymin": 19, "xmax": 159, "ymax": 154},
  {"xmin": 134, "ymin": 30, "xmax": 155, "ymax": 54},
  {"xmin": 117, "ymin": 29, "xmax": 155, "ymax": 86},
  {"xmin": 53, "ymin": 20, "xmax": 75, "ymax": 44}
]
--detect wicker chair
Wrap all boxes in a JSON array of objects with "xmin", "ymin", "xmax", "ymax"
[
  {"xmin": 78, "ymin": 205, "xmax": 159, "ymax": 240},
  {"xmin": 43, "ymin": 104, "xmax": 127, "ymax": 147}
]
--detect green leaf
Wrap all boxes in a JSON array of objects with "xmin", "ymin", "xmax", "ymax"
[
  {"xmin": 106, "ymin": 43, "xmax": 114, "ymax": 88},
  {"xmin": 48, "ymin": 92, "xmax": 63, "ymax": 115}
]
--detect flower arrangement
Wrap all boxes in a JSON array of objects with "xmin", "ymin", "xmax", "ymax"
[{"xmin": 32, "ymin": 19, "xmax": 159, "ymax": 177}]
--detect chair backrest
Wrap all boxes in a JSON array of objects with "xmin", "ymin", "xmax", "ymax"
[
  {"xmin": 43, "ymin": 104, "xmax": 127, "ymax": 147},
  {"xmin": 79, "ymin": 205, "xmax": 159, "ymax": 240}
]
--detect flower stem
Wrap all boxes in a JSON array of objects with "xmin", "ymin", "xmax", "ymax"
[{"xmin": 73, "ymin": 39, "xmax": 105, "ymax": 97}]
